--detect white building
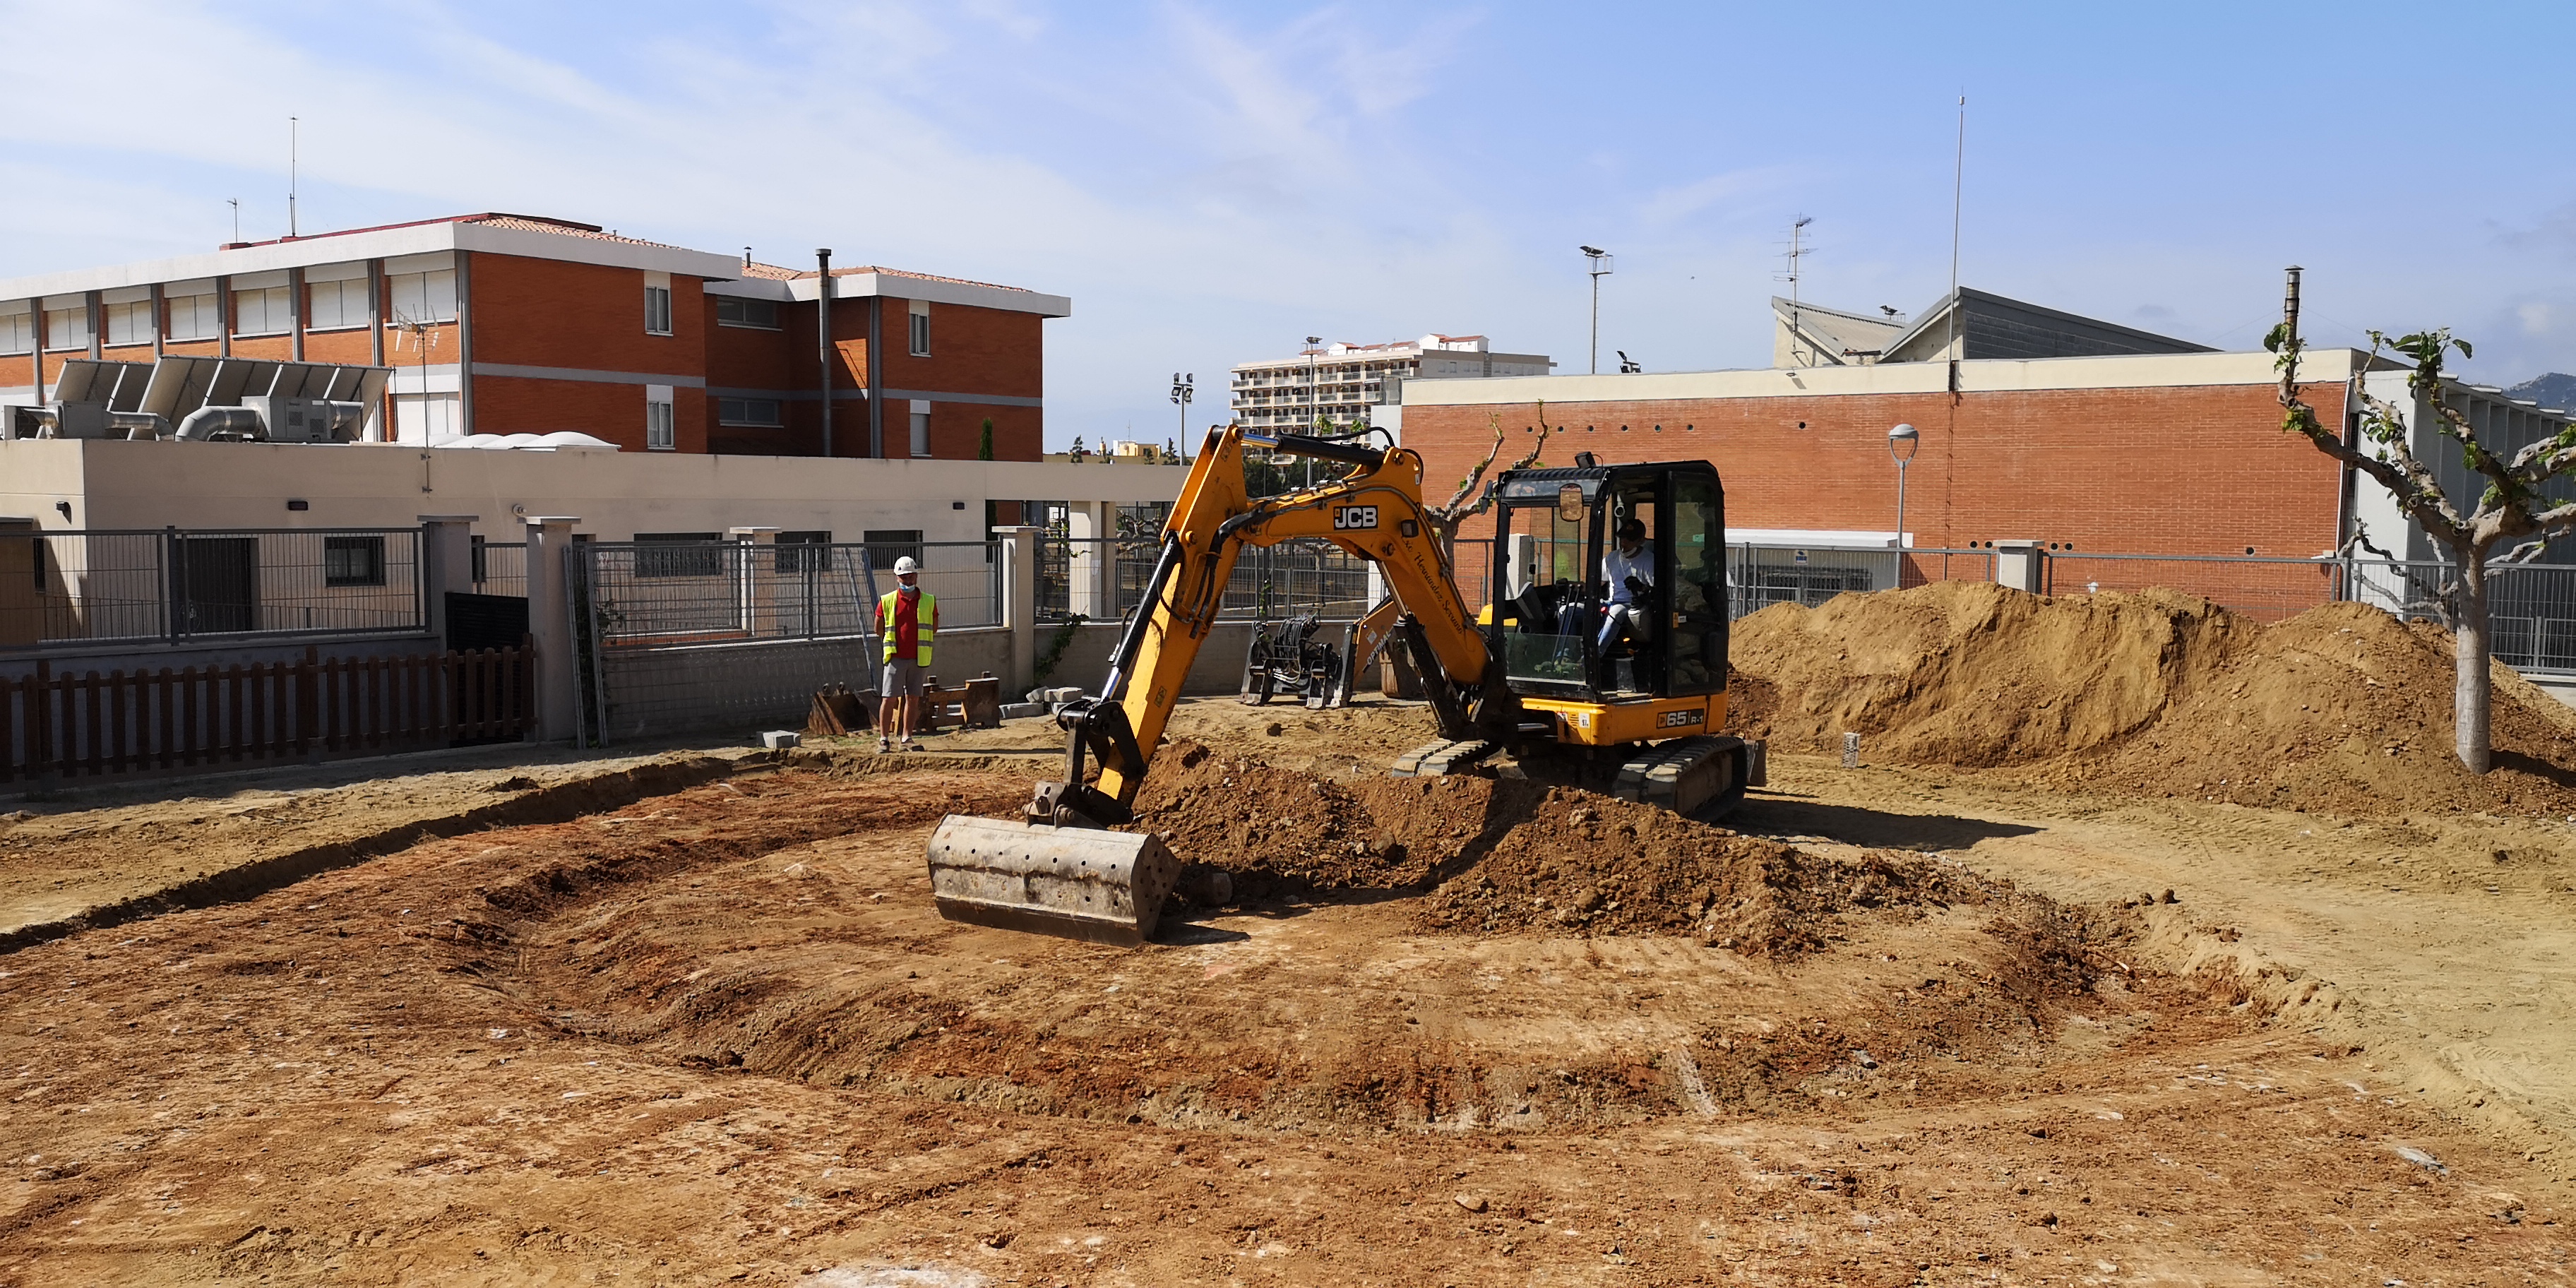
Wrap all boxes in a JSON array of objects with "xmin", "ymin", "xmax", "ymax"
[{"xmin": 1229, "ymin": 334, "xmax": 1551, "ymax": 434}]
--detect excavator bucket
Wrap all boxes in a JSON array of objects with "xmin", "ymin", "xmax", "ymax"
[{"xmin": 924, "ymin": 815, "xmax": 1182, "ymax": 947}]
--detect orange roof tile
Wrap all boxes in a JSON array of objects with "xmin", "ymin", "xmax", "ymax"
[{"xmin": 741, "ymin": 260, "xmax": 1033, "ymax": 293}]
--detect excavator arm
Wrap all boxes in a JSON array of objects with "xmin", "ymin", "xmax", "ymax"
[{"xmin": 925, "ymin": 423, "xmax": 1517, "ymax": 946}]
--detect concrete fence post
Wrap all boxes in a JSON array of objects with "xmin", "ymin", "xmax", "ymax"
[
  {"xmin": 727, "ymin": 526, "xmax": 781, "ymax": 639},
  {"xmin": 1991, "ymin": 540, "xmax": 2046, "ymax": 595},
  {"xmin": 522, "ymin": 515, "xmax": 582, "ymax": 743},
  {"xmin": 1066, "ymin": 500, "xmax": 1114, "ymax": 617},
  {"xmin": 417, "ymin": 514, "xmax": 478, "ymax": 645},
  {"xmin": 994, "ymin": 525, "xmax": 1039, "ymax": 692}
]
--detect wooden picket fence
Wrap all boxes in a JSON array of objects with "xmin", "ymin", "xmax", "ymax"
[{"xmin": 3, "ymin": 639, "xmax": 532, "ymax": 785}]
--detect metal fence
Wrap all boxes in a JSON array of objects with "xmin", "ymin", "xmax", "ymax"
[
  {"xmin": 573, "ymin": 537, "xmax": 1001, "ymax": 745},
  {"xmin": 576, "ymin": 538, "xmax": 999, "ymax": 647},
  {"xmin": 1035, "ymin": 535, "xmax": 1373, "ymax": 622},
  {"xmin": 473, "ymin": 540, "xmax": 528, "ymax": 599},
  {"xmin": 1, "ymin": 527, "xmax": 426, "ymax": 650}
]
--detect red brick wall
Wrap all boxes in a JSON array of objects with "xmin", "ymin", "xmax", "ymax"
[
  {"xmin": 467, "ymin": 253, "xmax": 701, "ymax": 377},
  {"xmin": 704, "ymin": 293, "xmax": 1045, "ymax": 460},
  {"xmin": 1402, "ymin": 381, "xmax": 2353, "ymax": 559},
  {"xmin": 472, "ymin": 374, "xmax": 707, "ymax": 453}
]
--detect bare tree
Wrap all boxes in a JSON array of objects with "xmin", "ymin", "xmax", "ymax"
[
  {"xmin": 2272, "ymin": 268, "xmax": 2576, "ymax": 772},
  {"xmin": 1426, "ymin": 403, "xmax": 1549, "ymax": 537}
]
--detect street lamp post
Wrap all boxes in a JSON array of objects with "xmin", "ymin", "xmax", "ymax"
[
  {"xmin": 1580, "ymin": 246, "xmax": 1613, "ymax": 375},
  {"xmin": 1888, "ymin": 422, "xmax": 1921, "ymax": 583},
  {"xmin": 1303, "ymin": 335, "xmax": 1323, "ymax": 488},
  {"xmin": 1169, "ymin": 371, "xmax": 1192, "ymax": 455}
]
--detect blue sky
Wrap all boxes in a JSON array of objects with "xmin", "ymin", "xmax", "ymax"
[{"xmin": 5, "ymin": 0, "xmax": 2572, "ymax": 446}]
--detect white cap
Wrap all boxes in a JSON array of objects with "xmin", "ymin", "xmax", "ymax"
[{"xmin": 893, "ymin": 556, "xmax": 919, "ymax": 576}]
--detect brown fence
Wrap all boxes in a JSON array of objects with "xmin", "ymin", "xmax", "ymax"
[{"xmin": 3, "ymin": 640, "xmax": 532, "ymax": 785}]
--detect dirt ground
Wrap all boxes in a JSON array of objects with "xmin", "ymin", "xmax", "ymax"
[
  {"xmin": 2, "ymin": 688, "xmax": 2572, "ymax": 1284},
  {"xmin": 0, "ymin": 743, "xmax": 758, "ymax": 951}
]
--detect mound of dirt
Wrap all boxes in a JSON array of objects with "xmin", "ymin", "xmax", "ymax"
[
  {"xmin": 1731, "ymin": 581, "xmax": 2248, "ymax": 765},
  {"xmin": 1129, "ymin": 741, "xmax": 1987, "ymax": 954},
  {"xmin": 1731, "ymin": 583, "xmax": 2576, "ymax": 816}
]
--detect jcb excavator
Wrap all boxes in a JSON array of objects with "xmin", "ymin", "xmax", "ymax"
[{"xmin": 925, "ymin": 424, "xmax": 1758, "ymax": 946}]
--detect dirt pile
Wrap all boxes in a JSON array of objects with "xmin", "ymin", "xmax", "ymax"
[
  {"xmin": 1130, "ymin": 741, "xmax": 1988, "ymax": 953},
  {"xmin": 1731, "ymin": 583, "xmax": 2576, "ymax": 816}
]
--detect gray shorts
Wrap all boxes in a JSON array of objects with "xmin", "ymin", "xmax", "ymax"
[{"xmin": 881, "ymin": 659, "xmax": 925, "ymax": 698}]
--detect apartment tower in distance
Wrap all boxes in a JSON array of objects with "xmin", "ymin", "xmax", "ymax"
[{"xmin": 1229, "ymin": 334, "xmax": 1551, "ymax": 434}]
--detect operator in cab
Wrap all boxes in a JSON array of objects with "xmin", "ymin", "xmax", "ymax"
[{"xmin": 1597, "ymin": 517, "xmax": 1654, "ymax": 652}]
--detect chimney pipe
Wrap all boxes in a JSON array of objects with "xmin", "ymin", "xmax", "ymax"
[{"xmin": 818, "ymin": 248, "xmax": 833, "ymax": 458}]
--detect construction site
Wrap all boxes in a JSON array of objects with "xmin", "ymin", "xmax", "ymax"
[{"xmin": 1, "ymin": 540, "xmax": 2573, "ymax": 1284}]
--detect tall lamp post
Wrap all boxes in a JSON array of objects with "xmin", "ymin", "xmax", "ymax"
[
  {"xmin": 1303, "ymin": 335, "xmax": 1323, "ymax": 487},
  {"xmin": 1169, "ymin": 371, "xmax": 1192, "ymax": 453},
  {"xmin": 1888, "ymin": 422, "xmax": 1920, "ymax": 583},
  {"xmin": 1580, "ymin": 246, "xmax": 1613, "ymax": 374}
]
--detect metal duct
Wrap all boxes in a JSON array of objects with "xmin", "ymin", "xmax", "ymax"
[{"xmin": 176, "ymin": 407, "xmax": 266, "ymax": 441}]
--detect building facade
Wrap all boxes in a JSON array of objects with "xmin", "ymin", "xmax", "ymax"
[
  {"xmin": 0, "ymin": 214, "xmax": 1068, "ymax": 460},
  {"xmin": 1230, "ymin": 333, "xmax": 1551, "ymax": 434}
]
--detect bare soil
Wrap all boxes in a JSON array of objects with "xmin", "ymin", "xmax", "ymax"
[{"xmin": 4, "ymin": 586, "xmax": 2575, "ymax": 1283}]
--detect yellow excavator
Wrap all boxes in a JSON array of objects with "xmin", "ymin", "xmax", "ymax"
[{"xmin": 924, "ymin": 424, "xmax": 1760, "ymax": 946}]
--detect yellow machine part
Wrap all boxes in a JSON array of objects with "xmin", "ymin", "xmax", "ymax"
[{"xmin": 1521, "ymin": 692, "xmax": 1728, "ymax": 748}]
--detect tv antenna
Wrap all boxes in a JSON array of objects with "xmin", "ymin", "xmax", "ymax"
[
  {"xmin": 288, "ymin": 117, "xmax": 299, "ymax": 239},
  {"xmin": 227, "ymin": 198, "xmax": 240, "ymax": 246},
  {"xmin": 1777, "ymin": 215, "xmax": 1815, "ymax": 366}
]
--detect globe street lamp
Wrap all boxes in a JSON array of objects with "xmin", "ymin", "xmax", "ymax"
[{"xmin": 1888, "ymin": 423, "xmax": 1921, "ymax": 578}]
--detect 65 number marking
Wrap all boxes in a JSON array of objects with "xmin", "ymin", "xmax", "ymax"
[{"xmin": 1332, "ymin": 505, "xmax": 1379, "ymax": 531}]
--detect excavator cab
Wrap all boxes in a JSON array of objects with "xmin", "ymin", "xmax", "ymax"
[{"xmin": 1486, "ymin": 460, "xmax": 1732, "ymax": 746}]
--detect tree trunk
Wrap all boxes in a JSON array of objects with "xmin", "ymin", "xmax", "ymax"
[{"xmin": 2455, "ymin": 557, "xmax": 2493, "ymax": 773}]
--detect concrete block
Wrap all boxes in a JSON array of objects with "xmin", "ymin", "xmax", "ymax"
[
  {"xmin": 761, "ymin": 729, "xmax": 803, "ymax": 750},
  {"xmin": 998, "ymin": 702, "xmax": 1048, "ymax": 721}
]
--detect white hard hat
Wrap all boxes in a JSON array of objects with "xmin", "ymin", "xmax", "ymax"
[{"xmin": 893, "ymin": 556, "xmax": 919, "ymax": 576}]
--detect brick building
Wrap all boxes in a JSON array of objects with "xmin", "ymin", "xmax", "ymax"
[
  {"xmin": 1393, "ymin": 350, "xmax": 2374, "ymax": 560},
  {"xmin": 0, "ymin": 213, "xmax": 1067, "ymax": 459}
]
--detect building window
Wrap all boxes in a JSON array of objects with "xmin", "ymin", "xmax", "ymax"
[
  {"xmin": 307, "ymin": 279, "xmax": 369, "ymax": 330},
  {"xmin": 0, "ymin": 307, "xmax": 32, "ymax": 356},
  {"xmin": 166, "ymin": 292, "xmax": 220, "ymax": 341},
  {"xmin": 42, "ymin": 305, "xmax": 89, "ymax": 351},
  {"xmin": 633, "ymin": 532, "xmax": 722, "ymax": 579},
  {"xmin": 717, "ymin": 397, "xmax": 782, "ymax": 427},
  {"xmin": 715, "ymin": 297, "xmax": 780, "ymax": 329},
  {"xmin": 105, "ymin": 301, "xmax": 154, "ymax": 346},
  {"xmin": 861, "ymin": 530, "xmax": 922, "ymax": 574},
  {"xmin": 394, "ymin": 393, "xmax": 462, "ymax": 445},
  {"xmin": 233, "ymin": 286, "xmax": 292, "ymax": 336},
  {"xmin": 470, "ymin": 534, "xmax": 489, "ymax": 585},
  {"xmin": 386, "ymin": 269, "xmax": 456, "ymax": 324},
  {"xmin": 908, "ymin": 301, "xmax": 930, "ymax": 356},
  {"xmin": 775, "ymin": 530, "xmax": 830, "ymax": 573},
  {"xmin": 645, "ymin": 385, "xmax": 676, "ymax": 451},
  {"xmin": 909, "ymin": 400, "xmax": 931, "ymax": 458},
  {"xmin": 645, "ymin": 285, "xmax": 673, "ymax": 335},
  {"xmin": 323, "ymin": 535, "xmax": 387, "ymax": 588}
]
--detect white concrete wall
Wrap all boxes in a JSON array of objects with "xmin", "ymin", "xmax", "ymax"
[{"xmin": 0, "ymin": 440, "xmax": 1191, "ymax": 542}]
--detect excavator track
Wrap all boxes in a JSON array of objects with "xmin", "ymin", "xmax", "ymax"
[
  {"xmin": 1390, "ymin": 738, "xmax": 1501, "ymax": 778},
  {"xmin": 1611, "ymin": 734, "xmax": 1752, "ymax": 818}
]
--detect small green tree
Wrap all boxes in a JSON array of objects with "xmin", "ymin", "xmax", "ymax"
[
  {"xmin": 978, "ymin": 416, "xmax": 995, "ymax": 461},
  {"xmin": 1068, "ymin": 435, "xmax": 1086, "ymax": 463},
  {"xmin": 2274, "ymin": 275, "xmax": 2576, "ymax": 773}
]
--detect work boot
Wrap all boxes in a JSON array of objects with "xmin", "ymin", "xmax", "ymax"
[{"xmin": 877, "ymin": 735, "xmax": 891, "ymax": 753}]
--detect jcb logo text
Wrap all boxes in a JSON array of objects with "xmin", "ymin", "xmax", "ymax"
[{"xmin": 1332, "ymin": 506, "xmax": 1379, "ymax": 530}]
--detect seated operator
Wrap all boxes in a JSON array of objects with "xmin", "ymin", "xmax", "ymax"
[{"xmin": 1597, "ymin": 518, "xmax": 1655, "ymax": 654}]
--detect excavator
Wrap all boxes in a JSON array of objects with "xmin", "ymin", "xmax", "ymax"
[{"xmin": 924, "ymin": 423, "xmax": 1759, "ymax": 946}]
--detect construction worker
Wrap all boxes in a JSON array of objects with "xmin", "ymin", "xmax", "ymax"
[{"xmin": 875, "ymin": 556, "xmax": 936, "ymax": 751}]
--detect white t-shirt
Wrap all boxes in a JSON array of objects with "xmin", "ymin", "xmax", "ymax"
[{"xmin": 1604, "ymin": 543, "xmax": 1655, "ymax": 605}]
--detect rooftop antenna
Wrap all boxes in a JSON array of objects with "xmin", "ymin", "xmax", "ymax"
[
  {"xmin": 227, "ymin": 198, "xmax": 240, "ymax": 246},
  {"xmin": 1947, "ymin": 95, "xmax": 1966, "ymax": 390},
  {"xmin": 1777, "ymin": 215, "xmax": 1815, "ymax": 366},
  {"xmin": 288, "ymin": 117, "xmax": 299, "ymax": 239}
]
